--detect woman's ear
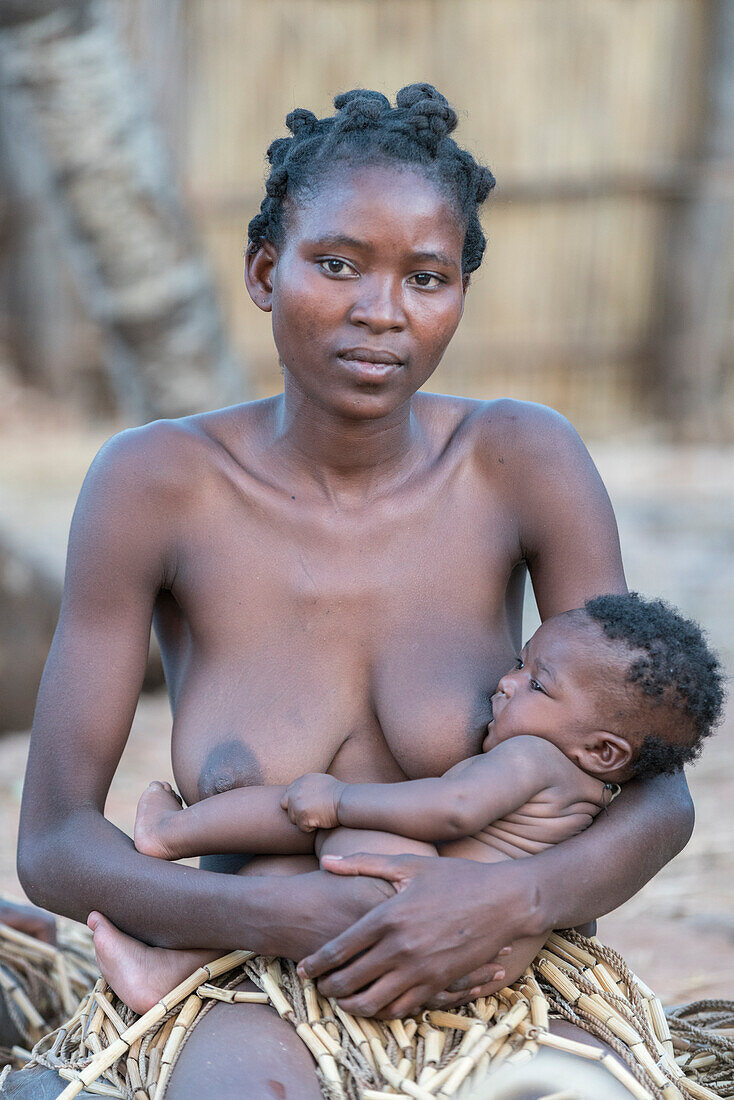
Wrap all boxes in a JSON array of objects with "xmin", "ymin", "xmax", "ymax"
[
  {"xmin": 578, "ymin": 732, "xmax": 633, "ymax": 777},
  {"xmin": 245, "ymin": 242, "xmax": 278, "ymax": 313}
]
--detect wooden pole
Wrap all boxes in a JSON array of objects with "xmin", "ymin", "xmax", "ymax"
[{"xmin": 656, "ymin": 0, "xmax": 734, "ymax": 441}]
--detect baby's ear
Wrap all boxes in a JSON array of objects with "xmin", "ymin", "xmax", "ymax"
[{"xmin": 578, "ymin": 732, "xmax": 633, "ymax": 777}]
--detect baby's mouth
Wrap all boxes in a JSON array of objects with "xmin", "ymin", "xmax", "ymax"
[{"xmin": 489, "ymin": 691, "xmax": 507, "ymax": 722}]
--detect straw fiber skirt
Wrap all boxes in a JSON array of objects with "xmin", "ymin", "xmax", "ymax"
[{"xmin": 1, "ymin": 916, "xmax": 733, "ymax": 1100}]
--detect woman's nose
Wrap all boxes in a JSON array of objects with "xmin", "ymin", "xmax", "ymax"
[{"xmin": 349, "ymin": 277, "xmax": 406, "ymax": 332}]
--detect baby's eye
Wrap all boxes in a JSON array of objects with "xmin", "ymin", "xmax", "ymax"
[
  {"xmin": 408, "ymin": 272, "xmax": 443, "ymax": 288},
  {"xmin": 318, "ymin": 258, "xmax": 358, "ymax": 277}
]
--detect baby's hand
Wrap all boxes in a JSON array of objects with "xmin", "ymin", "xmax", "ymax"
[{"xmin": 281, "ymin": 774, "xmax": 345, "ymax": 832}]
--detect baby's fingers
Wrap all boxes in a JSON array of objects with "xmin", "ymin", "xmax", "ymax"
[{"xmin": 289, "ymin": 804, "xmax": 317, "ymax": 831}]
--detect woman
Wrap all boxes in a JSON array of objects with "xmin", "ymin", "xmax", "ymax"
[{"xmin": 10, "ymin": 86, "xmax": 692, "ymax": 1099}]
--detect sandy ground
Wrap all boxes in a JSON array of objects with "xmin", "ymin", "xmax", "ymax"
[{"xmin": 1, "ymin": 410, "xmax": 733, "ymax": 1005}]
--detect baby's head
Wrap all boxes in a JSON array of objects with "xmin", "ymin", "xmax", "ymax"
[{"xmin": 484, "ymin": 593, "xmax": 725, "ymax": 782}]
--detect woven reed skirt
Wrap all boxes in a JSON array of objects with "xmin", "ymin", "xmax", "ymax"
[{"xmin": 1, "ymin": 917, "xmax": 733, "ymax": 1100}]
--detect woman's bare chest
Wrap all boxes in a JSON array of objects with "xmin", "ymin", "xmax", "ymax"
[{"xmin": 158, "ymin": 470, "xmax": 522, "ymax": 804}]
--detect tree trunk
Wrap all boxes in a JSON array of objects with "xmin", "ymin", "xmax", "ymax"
[
  {"xmin": 657, "ymin": 0, "xmax": 734, "ymax": 441},
  {"xmin": 0, "ymin": 0, "xmax": 248, "ymax": 421}
]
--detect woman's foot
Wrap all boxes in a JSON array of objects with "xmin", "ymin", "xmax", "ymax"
[
  {"xmin": 134, "ymin": 780, "xmax": 183, "ymax": 859},
  {"xmin": 87, "ymin": 912, "xmax": 217, "ymax": 1014}
]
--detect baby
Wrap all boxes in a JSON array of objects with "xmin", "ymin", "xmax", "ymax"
[{"xmin": 98, "ymin": 592, "xmax": 724, "ymax": 1009}]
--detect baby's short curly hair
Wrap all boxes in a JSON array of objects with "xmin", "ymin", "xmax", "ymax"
[
  {"xmin": 583, "ymin": 593, "xmax": 726, "ymax": 780},
  {"xmin": 248, "ymin": 84, "xmax": 496, "ymax": 275}
]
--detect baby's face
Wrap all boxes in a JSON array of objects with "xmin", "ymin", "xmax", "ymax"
[{"xmin": 482, "ymin": 614, "xmax": 615, "ymax": 757}]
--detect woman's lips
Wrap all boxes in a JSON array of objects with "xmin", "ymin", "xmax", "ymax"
[{"xmin": 336, "ymin": 349, "xmax": 404, "ymax": 384}]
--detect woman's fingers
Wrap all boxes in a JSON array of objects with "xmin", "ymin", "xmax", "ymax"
[
  {"xmin": 336, "ymin": 974, "xmax": 430, "ymax": 1019},
  {"xmin": 375, "ymin": 984, "xmax": 437, "ymax": 1020},
  {"xmin": 298, "ymin": 901, "xmax": 389, "ymax": 980},
  {"xmin": 300, "ymin": 852, "xmax": 430, "ymax": 979},
  {"xmin": 445, "ymin": 955, "xmax": 510, "ymax": 993},
  {"xmin": 320, "ymin": 851, "xmax": 431, "ymax": 887},
  {"xmin": 313, "ymin": 941, "xmax": 396, "ymax": 1001},
  {"xmin": 304, "ymin": 856, "xmax": 540, "ymax": 1015},
  {"xmin": 426, "ymin": 981, "xmax": 499, "ymax": 1010}
]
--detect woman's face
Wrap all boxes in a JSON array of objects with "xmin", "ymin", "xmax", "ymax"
[{"xmin": 247, "ymin": 163, "xmax": 469, "ymax": 420}]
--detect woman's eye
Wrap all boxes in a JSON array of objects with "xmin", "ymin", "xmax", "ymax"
[
  {"xmin": 530, "ymin": 679, "xmax": 545, "ymax": 693},
  {"xmin": 318, "ymin": 258, "xmax": 357, "ymax": 277},
  {"xmin": 409, "ymin": 272, "xmax": 442, "ymax": 288},
  {"xmin": 515, "ymin": 658, "xmax": 524, "ymax": 670}
]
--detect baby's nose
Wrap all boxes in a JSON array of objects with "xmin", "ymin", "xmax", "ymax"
[{"xmin": 497, "ymin": 672, "xmax": 514, "ymax": 696}]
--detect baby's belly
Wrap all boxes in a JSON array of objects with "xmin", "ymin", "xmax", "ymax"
[
  {"xmin": 441, "ymin": 808, "xmax": 594, "ymax": 863},
  {"xmin": 439, "ymin": 836, "xmax": 515, "ymax": 863}
]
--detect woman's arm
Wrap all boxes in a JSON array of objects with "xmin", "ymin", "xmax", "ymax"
[{"xmin": 17, "ymin": 425, "xmax": 388, "ymax": 958}]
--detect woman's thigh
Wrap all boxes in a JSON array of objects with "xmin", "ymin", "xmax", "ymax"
[{"xmin": 164, "ymin": 979, "xmax": 323, "ymax": 1100}]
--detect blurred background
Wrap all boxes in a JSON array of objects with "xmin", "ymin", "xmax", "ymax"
[{"xmin": 0, "ymin": 0, "xmax": 732, "ymax": 1003}]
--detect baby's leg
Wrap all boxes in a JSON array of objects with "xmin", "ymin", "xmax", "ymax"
[
  {"xmin": 316, "ymin": 826, "xmax": 438, "ymax": 861},
  {"xmin": 91, "ymin": 827, "xmax": 431, "ymax": 1013},
  {"xmin": 89, "ymin": 855, "xmax": 322, "ymax": 1014},
  {"xmin": 134, "ymin": 780, "xmax": 311, "ymax": 861},
  {"xmin": 87, "ymin": 912, "xmax": 220, "ymax": 1015}
]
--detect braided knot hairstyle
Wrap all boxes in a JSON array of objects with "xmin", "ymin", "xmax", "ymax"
[{"xmin": 247, "ymin": 84, "xmax": 496, "ymax": 276}]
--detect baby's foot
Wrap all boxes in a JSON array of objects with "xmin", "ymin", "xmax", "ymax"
[
  {"xmin": 134, "ymin": 781, "xmax": 183, "ymax": 859},
  {"xmin": 87, "ymin": 912, "xmax": 217, "ymax": 1015}
]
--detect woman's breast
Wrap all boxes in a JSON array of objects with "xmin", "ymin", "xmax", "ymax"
[
  {"xmin": 366, "ymin": 623, "xmax": 515, "ymax": 778},
  {"xmin": 158, "ymin": 490, "xmax": 523, "ymax": 803},
  {"xmin": 167, "ymin": 624, "xmax": 516, "ymax": 806},
  {"xmin": 169, "ymin": 645, "xmax": 368, "ymax": 804}
]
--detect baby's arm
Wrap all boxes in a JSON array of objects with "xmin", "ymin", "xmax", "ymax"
[
  {"xmin": 283, "ymin": 737, "xmax": 568, "ymax": 842},
  {"xmin": 134, "ymin": 780, "xmax": 315, "ymax": 860}
]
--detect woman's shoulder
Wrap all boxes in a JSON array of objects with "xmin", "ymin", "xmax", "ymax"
[
  {"xmin": 417, "ymin": 394, "xmax": 588, "ymax": 471},
  {"xmin": 93, "ymin": 399, "xmax": 277, "ymax": 485},
  {"xmin": 88, "ymin": 414, "xmax": 211, "ymax": 493}
]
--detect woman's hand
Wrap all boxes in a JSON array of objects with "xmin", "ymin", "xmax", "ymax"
[
  {"xmin": 298, "ymin": 852, "xmax": 548, "ymax": 1018},
  {"xmin": 281, "ymin": 774, "xmax": 345, "ymax": 831}
]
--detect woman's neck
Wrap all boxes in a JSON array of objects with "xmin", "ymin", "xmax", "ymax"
[{"xmin": 269, "ymin": 378, "xmax": 429, "ymax": 504}]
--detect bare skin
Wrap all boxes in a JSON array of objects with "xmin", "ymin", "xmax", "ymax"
[
  {"xmin": 12, "ymin": 165, "xmax": 693, "ymax": 1099},
  {"xmin": 134, "ymin": 613, "xmax": 632, "ymax": 864},
  {"xmin": 106, "ymin": 612, "xmax": 633, "ymax": 1013}
]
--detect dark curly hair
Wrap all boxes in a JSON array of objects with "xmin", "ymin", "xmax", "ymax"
[
  {"xmin": 247, "ymin": 84, "xmax": 496, "ymax": 276},
  {"xmin": 583, "ymin": 592, "xmax": 726, "ymax": 780}
]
